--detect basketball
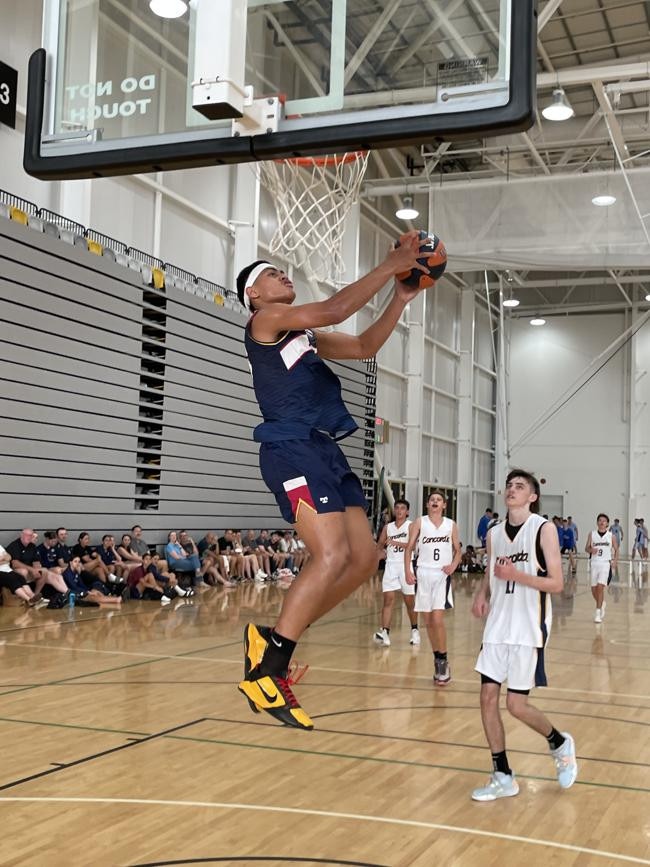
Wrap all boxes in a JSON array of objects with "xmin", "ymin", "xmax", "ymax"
[{"xmin": 395, "ymin": 230, "xmax": 447, "ymax": 289}]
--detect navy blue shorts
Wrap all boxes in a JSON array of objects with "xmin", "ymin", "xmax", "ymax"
[{"xmin": 259, "ymin": 430, "xmax": 367, "ymax": 524}]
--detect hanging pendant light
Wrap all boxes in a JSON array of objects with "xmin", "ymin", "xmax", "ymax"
[{"xmin": 542, "ymin": 88, "xmax": 574, "ymax": 121}]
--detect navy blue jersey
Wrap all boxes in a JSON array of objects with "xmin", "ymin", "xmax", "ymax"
[{"xmin": 245, "ymin": 316, "xmax": 357, "ymax": 442}]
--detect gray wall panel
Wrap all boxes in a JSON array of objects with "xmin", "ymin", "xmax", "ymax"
[{"xmin": 0, "ymin": 216, "xmax": 374, "ymax": 544}]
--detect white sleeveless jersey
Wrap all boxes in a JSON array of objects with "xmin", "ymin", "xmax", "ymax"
[
  {"xmin": 417, "ymin": 516, "xmax": 454, "ymax": 570},
  {"xmin": 483, "ymin": 514, "xmax": 552, "ymax": 648},
  {"xmin": 385, "ymin": 520, "xmax": 412, "ymax": 564},
  {"xmin": 590, "ymin": 530, "xmax": 613, "ymax": 562}
]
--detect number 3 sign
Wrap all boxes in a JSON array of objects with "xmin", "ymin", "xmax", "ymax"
[{"xmin": 0, "ymin": 61, "xmax": 18, "ymax": 129}]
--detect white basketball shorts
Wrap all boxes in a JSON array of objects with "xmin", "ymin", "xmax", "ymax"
[
  {"xmin": 590, "ymin": 561, "xmax": 611, "ymax": 586},
  {"xmin": 475, "ymin": 642, "xmax": 547, "ymax": 690},
  {"xmin": 414, "ymin": 566, "xmax": 453, "ymax": 612},
  {"xmin": 382, "ymin": 561, "xmax": 415, "ymax": 596}
]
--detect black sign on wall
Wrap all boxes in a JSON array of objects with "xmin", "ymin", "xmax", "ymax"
[{"xmin": 0, "ymin": 61, "xmax": 18, "ymax": 129}]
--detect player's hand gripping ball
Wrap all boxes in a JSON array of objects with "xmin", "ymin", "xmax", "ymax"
[{"xmin": 395, "ymin": 230, "xmax": 447, "ymax": 289}]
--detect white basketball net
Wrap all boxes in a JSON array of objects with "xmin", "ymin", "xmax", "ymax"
[{"xmin": 256, "ymin": 151, "xmax": 370, "ymax": 283}]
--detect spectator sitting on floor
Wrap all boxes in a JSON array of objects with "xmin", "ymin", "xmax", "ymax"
[
  {"xmin": 236, "ymin": 530, "xmax": 267, "ymax": 581},
  {"xmin": 178, "ymin": 530, "xmax": 211, "ymax": 585},
  {"xmin": 71, "ymin": 532, "xmax": 113, "ymax": 588},
  {"xmin": 460, "ymin": 544, "xmax": 483, "ymax": 573},
  {"xmin": 117, "ymin": 533, "xmax": 144, "ymax": 567},
  {"xmin": 271, "ymin": 531, "xmax": 292, "ymax": 571},
  {"xmin": 0, "ymin": 542, "xmax": 41, "ymax": 606},
  {"xmin": 96, "ymin": 534, "xmax": 133, "ymax": 583},
  {"xmin": 62, "ymin": 556, "xmax": 122, "ymax": 606},
  {"xmin": 217, "ymin": 530, "xmax": 245, "ymax": 580},
  {"xmin": 243, "ymin": 529, "xmax": 273, "ymax": 576},
  {"xmin": 166, "ymin": 531, "xmax": 202, "ymax": 584},
  {"xmin": 123, "ymin": 553, "xmax": 178, "ymax": 602},
  {"xmin": 37, "ymin": 531, "xmax": 65, "ymax": 575},
  {"xmin": 6, "ymin": 528, "xmax": 69, "ymax": 599},
  {"xmin": 54, "ymin": 527, "xmax": 74, "ymax": 569},
  {"xmin": 145, "ymin": 553, "xmax": 192, "ymax": 596},
  {"xmin": 197, "ymin": 533, "xmax": 233, "ymax": 586}
]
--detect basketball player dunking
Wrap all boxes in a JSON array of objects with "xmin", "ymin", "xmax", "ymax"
[
  {"xmin": 586, "ymin": 513, "xmax": 618, "ymax": 623},
  {"xmin": 374, "ymin": 498, "xmax": 420, "ymax": 647},
  {"xmin": 235, "ymin": 233, "xmax": 426, "ymax": 729},
  {"xmin": 404, "ymin": 490, "xmax": 461, "ymax": 684},
  {"xmin": 471, "ymin": 469, "xmax": 578, "ymax": 800}
]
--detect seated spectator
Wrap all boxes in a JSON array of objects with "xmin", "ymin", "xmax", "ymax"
[
  {"xmin": 96, "ymin": 534, "xmax": 134, "ymax": 583},
  {"xmin": 131, "ymin": 524, "xmax": 168, "ymax": 571},
  {"xmin": 293, "ymin": 531, "xmax": 309, "ymax": 569},
  {"xmin": 71, "ymin": 532, "xmax": 112, "ymax": 588},
  {"xmin": 233, "ymin": 530, "xmax": 267, "ymax": 581},
  {"xmin": 197, "ymin": 532, "xmax": 233, "ymax": 585},
  {"xmin": 165, "ymin": 530, "xmax": 202, "ymax": 584},
  {"xmin": 270, "ymin": 531, "xmax": 292, "ymax": 571},
  {"xmin": 217, "ymin": 530, "xmax": 244, "ymax": 579},
  {"xmin": 179, "ymin": 530, "xmax": 210, "ymax": 585},
  {"xmin": 0, "ymin": 542, "xmax": 41, "ymax": 606},
  {"xmin": 7, "ymin": 527, "xmax": 69, "ymax": 597},
  {"xmin": 146, "ymin": 553, "xmax": 193, "ymax": 596},
  {"xmin": 243, "ymin": 529, "xmax": 273, "ymax": 576},
  {"xmin": 37, "ymin": 531, "xmax": 65, "ymax": 575},
  {"xmin": 117, "ymin": 533, "xmax": 144, "ymax": 566},
  {"xmin": 62, "ymin": 556, "xmax": 122, "ymax": 606},
  {"xmin": 460, "ymin": 544, "xmax": 483, "ymax": 573},
  {"xmin": 54, "ymin": 527, "xmax": 74, "ymax": 569},
  {"xmin": 124, "ymin": 553, "xmax": 174, "ymax": 602}
]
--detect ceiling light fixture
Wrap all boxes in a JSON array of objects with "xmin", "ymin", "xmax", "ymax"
[
  {"xmin": 149, "ymin": 0, "xmax": 188, "ymax": 19},
  {"xmin": 503, "ymin": 297, "xmax": 520, "ymax": 308},
  {"xmin": 395, "ymin": 195, "xmax": 419, "ymax": 220},
  {"xmin": 541, "ymin": 88, "xmax": 574, "ymax": 122},
  {"xmin": 645, "ymin": 293, "xmax": 650, "ymax": 302},
  {"xmin": 592, "ymin": 194, "xmax": 617, "ymax": 207},
  {"xmin": 530, "ymin": 317, "xmax": 546, "ymax": 326}
]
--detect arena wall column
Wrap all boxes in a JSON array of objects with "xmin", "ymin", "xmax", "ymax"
[
  {"xmin": 404, "ymin": 290, "xmax": 425, "ymax": 511},
  {"xmin": 456, "ymin": 288, "xmax": 475, "ymax": 541}
]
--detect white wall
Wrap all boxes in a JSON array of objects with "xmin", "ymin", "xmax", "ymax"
[{"xmin": 508, "ymin": 312, "xmax": 649, "ymax": 543}]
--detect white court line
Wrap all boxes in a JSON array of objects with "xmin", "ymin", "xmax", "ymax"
[
  {"xmin": 5, "ymin": 642, "xmax": 650, "ymax": 703},
  {"xmin": 0, "ymin": 797, "xmax": 648, "ymax": 864}
]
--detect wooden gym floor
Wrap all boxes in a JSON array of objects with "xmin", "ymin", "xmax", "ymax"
[{"xmin": 0, "ymin": 562, "xmax": 648, "ymax": 867}]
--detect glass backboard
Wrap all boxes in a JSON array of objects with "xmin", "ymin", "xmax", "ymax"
[{"xmin": 24, "ymin": 0, "xmax": 536, "ymax": 179}]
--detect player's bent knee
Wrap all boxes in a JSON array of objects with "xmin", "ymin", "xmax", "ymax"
[{"xmin": 505, "ymin": 692, "xmax": 528, "ymax": 717}]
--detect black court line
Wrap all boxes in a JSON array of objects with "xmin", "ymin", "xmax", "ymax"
[
  {"xmin": 131, "ymin": 859, "xmax": 388, "ymax": 867},
  {"xmin": 310, "ymin": 703, "xmax": 650, "ymax": 727},
  {"xmin": 0, "ymin": 717, "xmax": 208, "ymax": 793},
  {"xmin": 203, "ymin": 716, "xmax": 650, "ymax": 769}
]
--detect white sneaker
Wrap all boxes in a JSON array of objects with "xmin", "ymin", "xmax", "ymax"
[
  {"xmin": 594, "ymin": 608, "xmax": 602, "ymax": 623},
  {"xmin": 551, "ymin": 732, "xmax": 578, "ymax": 789},
  {"xmin": 174, "ymin": 585, "xmax": 187, "ymax": 597},
  {"xmin": 601, "ymin": 600, "xmax": 606, "ymax": 620},
  {"xmin": 108, "ymin": 573, "xmax": 119, "ymax": 583},
  {"xmin": 471, "ymin": 771, "xmax": 519, "ymax": 802},
  {"xmin": 254, "ymin": 570, "xmax": 266, "ymax": 582},
  {"xmin": 373, "ymin": 628, "xmax": 390, "ymax": 646},
  {"xmin": 161, "ymin": 595, "xmax": 171, "ymax": 604},
  {"xmin": 410, "ymin": 628, "xmax": 421, "ymax": 646}
]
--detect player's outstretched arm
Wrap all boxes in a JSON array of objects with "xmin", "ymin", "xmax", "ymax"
[
  {"xmin": 316, "ymin": 278, "xmax": 425, "ymax": 361},
  {"xmin": 253, "ymin": 232, "xmax": 424, "ymax": 339},
  {"xmin": 404, "ymin": 518, "xmax": 421, "ymax": 585}
]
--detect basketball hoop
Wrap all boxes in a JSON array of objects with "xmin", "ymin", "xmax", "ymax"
[{"xmin": 255, "ymin": 151, "xmax": 370, "ymax": 284}]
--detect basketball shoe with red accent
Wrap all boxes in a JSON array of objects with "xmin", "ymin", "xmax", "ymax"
[
  {"xmin": 243, "ymin": 623, "xmax": 272, "ymax": 714},
  {"xmin": 238, "ymin": 670, "xmax": 314, "ymax": 730}
]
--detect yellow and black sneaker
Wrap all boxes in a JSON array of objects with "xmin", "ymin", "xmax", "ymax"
[
  {"xmin": 238, "ymin": 671, "xmax": 314, "ymax": 730},
  {"xmin": 243, "ymin": 623, "xmax": 272, "ymax": 714}
]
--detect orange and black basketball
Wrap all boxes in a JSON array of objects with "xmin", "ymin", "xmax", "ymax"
[{"xmin": 395, "ymin": 230, "xmax": 447, "ymax": 289}]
